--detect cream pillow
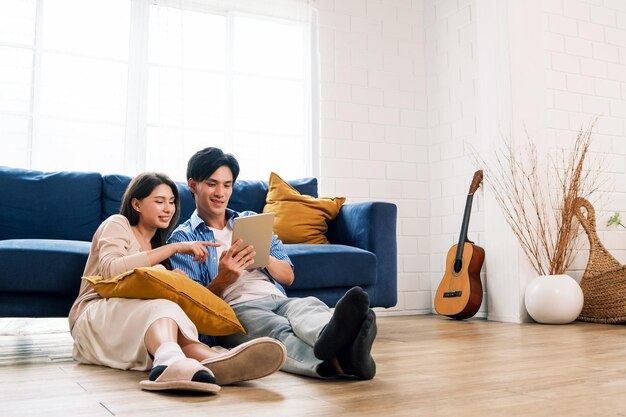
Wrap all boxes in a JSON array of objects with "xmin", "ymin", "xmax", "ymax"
[
  {"xmin": 84, "ymin": 267, "xmax": 245, "ymax": 336},
  {"xmin": 263, "ymin": 172, "xmax": 345, "ymax": 244}
]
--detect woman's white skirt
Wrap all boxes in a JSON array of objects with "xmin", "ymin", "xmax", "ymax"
[{"xmin": 71, "ymin": 298, "xmax": 198, "ymax": 371}]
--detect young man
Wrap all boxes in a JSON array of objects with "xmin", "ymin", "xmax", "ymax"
[{"xmin": 168, "ymin": 147, "xmax": 377, "ymax": 379}]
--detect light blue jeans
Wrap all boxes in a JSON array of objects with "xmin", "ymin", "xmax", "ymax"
[{"xmin": 231, "ymin": 295, "xmax": 332, "ymax": 378}]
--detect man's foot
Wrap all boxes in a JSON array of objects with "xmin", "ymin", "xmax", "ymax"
[
  {"xmin": 337, "ymin": 309, "xmax": 377, "ymax": 380},
  {"xmin": 314, "ymin": 287, "xmax": 370, "ymax": 361},
  {"xmin": 201, "ymin": 337, "xmax": 287, "ymax": 385}
]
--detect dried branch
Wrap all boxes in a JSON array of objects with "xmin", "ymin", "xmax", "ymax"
[{"xmin": 470, "ymin": 122, "xmax": 601, "ymax": 276}]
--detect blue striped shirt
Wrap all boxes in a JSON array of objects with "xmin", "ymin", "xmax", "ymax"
[
  {"xmin": 168, "ymin": 209, "xmax": 292, "ymax": 345},
  {"xmin": 168, "ymin": 209, "xmax": 292, "ymax": 289}
]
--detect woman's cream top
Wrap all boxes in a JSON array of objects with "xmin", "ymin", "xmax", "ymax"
[{"xmin": 67, "ymin": 215, "xmax": 164, "ymax": 331}]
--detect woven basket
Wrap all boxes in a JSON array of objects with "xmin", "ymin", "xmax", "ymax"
[{"xmin": 574, "ymin": 197, "xmax": 626, "ymax": 324}]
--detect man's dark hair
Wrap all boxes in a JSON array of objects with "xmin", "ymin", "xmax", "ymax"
[{"xmin": 186, "ymin": 147, "xmax": 240, "ymax": 183}]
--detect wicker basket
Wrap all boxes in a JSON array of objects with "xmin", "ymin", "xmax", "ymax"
[{"xmin": 574, "ymin": 197, "xmax": 626, "ymax": 323}]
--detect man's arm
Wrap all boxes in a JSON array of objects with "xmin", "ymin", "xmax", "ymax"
[
  {"xmin": 264, "ymin": 234, "xmax": 294, "ymax": 286},
  {"xmin": 266, "ymin": 256, "xmax": 294, "ymax": 285}
]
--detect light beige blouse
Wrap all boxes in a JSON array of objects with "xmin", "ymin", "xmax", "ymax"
[{"xmin": 68, "ymin": 215, "xmax": 164, "ymax": 330}]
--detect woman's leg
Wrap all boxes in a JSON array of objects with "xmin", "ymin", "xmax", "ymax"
[
  {"xmin": 145, "ymin": 317, "xmax": 232, "ymax": 366},
  {"xmin": 178, "ymin": 335, "xmax": 222, "ymax": 361},
  {"xmin": 169, "ymin": 316, "xmax": 287, "ymax": 386},
  {"xmin": 141, "ymin": 317, "xmax": 218, "ymax": 391},
  {"xmin": 145, "ymin": 318, "xmax": 204, "ymax": 369},
  {"xmin": 144, "ymin": 317, "xmax": 178, "ymax": 355}
]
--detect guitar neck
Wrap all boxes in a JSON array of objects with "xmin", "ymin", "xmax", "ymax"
[{"xmin": 454, "ymin": 194, "xmax": 474, "ymax": 262}]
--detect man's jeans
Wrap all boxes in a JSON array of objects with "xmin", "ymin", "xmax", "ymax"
[{"xmin": 231, "ymin": 295, "xmax": 332, "ymax": 378}]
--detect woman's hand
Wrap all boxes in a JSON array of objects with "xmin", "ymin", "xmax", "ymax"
[
  {"xmin": 172, "ymin": 268, "xmax": 189, "ymax": 277},
  {"xmin": 173, "ymin": 241, "xmax": 220, "ymax": 263}
]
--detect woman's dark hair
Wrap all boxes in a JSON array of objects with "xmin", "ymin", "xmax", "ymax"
[
  {"xmin": 186, "ymin": 147, "xmax": 240, "ymax": 189},
  {"xmin": 120, "ymin": 172, "xmax": 180, "ymax": 257}
]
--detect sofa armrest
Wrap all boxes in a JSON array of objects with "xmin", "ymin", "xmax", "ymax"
[{"xmin": 326, "ymin": 202, "xmax": 397, "ymax": 308}]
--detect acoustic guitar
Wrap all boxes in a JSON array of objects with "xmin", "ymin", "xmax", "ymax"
[{"xmin": 434, "ymin": 170, "xmax": 485, "ymax": 320}]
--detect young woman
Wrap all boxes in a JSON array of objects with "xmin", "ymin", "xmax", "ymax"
[{"xmin": 68, "ymin": 172, "xmax": 286, "ymax": 394}]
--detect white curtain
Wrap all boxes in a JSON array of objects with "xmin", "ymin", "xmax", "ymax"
[
  {"xmin": 0, "ymin": 0, "xmax": 317, "ymax": 182},
  {"xmin": 142, "ymin": 0, "xmax": 316, "ymax": 181}
]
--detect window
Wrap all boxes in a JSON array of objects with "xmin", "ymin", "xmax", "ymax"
[{"xmin": 0, "ymin": 0, "xmax": 316, "ymax": 181}]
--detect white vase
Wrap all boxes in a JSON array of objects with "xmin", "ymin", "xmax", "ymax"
[{"xmin": 524, "ymin": 274, "xmax": 584, "ymax": 324}]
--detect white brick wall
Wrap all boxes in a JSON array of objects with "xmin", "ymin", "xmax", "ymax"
[
  {"xmin": 424, "ymin": 0, "xmax": 485, "ymax": 316},
  {"xmin": 315, "ymin": 0, "xmax": 430, "ymax": 314},
  {"xmin": 316, "ymin": 0, "xmax": 626, "ymax": 319},
  {"xmin": 543, "ymin": 0, "xmax": 626, "ymax": 278}
]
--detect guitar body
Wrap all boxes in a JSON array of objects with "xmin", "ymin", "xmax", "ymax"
[
  {"xmin": 435, "ymin": 242, "xmax": 485, "ymax": 319},
  {"xmin": 434, "ymin": 170, "xmax": 484, "ymax": 320}
]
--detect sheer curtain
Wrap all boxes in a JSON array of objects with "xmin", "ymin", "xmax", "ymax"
[
  {"xmin": 0, "ymin": 0, "xmax": 317, "ymax": 181},
  {"xmin": 143, "ymin": 0, "xmax": 316, "ymax": 181},
  {"xmin": 0, "ymin": 0, "xmax": 131, "ymax": 173}
]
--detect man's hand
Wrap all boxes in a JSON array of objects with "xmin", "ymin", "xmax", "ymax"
[{"xmin": 208, "ymin": 239, "xmax": 255, "ymax": 296}]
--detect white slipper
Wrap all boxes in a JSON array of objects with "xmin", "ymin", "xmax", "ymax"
[
  {"xmin": 140, "ymin": 358, "xmax": 220, "ymax": 394},
  {"xmin": 201, "ymin": 337, "xmax": 287, "ymax": 385}
]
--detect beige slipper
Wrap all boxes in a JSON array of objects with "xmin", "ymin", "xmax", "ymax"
[
  {"xmin": 140, "ymin": 358, "xmax": 220, "ymax": 394},
  {"xmin": 201, "ymin": 337, "xmax": 287, "ymax": 385}
]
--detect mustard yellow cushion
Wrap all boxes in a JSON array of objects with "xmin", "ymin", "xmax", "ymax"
[
  {"xmin": 84, "ymin": 267, "xmax": 245, "ymax": 336},
  {"xmin": 263, "ymin": 172, "xmax": 345, "ymax": 244}
]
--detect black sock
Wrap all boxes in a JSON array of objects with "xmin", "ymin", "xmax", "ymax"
[
  {"xmin": 316, "ymin": 360, "xmax": 339, "ymax": 378},
  {"xmin": 337, "ymin": 309, "xmax": 377, "ymax": 380},
  {"xmin": 314, "ymin": 287, "xmax": 370, "ymax": 361}
]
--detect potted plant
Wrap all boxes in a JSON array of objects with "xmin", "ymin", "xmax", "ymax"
[
  {"xmin": 474, "ymin": 123, "xmax": 602, "ymax": 324},
  {"xmin": 607, "ymin": 213, "xmax": 626, "ymax": 230}
]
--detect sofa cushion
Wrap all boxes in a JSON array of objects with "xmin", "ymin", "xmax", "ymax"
[
  {"xmin": 263, "ymin": 172, "xmax": 345, "ymax": 244},
  {"xmin": 101, "ymin": 174, "xmax": 131, "ymax": 220},
  {"xmin": 0, "ymin": 293, "xmax": 77, "ymax": 317},
  {"xmin": 102, "ymin": 174, "xmax": 318, "ymax": 217},
  {"xmin": 284, "ymin": 244, "xmax": 377, "ymax": 290},
  {"xmin": 0, "ymin": 239, "xmax": 90, "ymax": 294},
  {"xmin": 84, "ymin": 267, "xmax": 245, "ymax": 336},
  {"xmin": 0, "ymin": 166, "xmax": 103, "ymax": 241},
  {"xmin": 102, "ymin": 174, "xmax": 196, "ymax": 226},
  {"xmin": 229, "ymin": 177, "xmax": 318, "ymax": 213}
]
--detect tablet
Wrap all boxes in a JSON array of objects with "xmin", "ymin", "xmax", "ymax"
[{"xmin": 231, "ymin": 212, "xmax": 275, "ymax": 270}]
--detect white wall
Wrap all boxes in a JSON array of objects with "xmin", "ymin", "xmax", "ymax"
[
  {"xmin": 315, "ymin": 0, "xmax": 432, "ymax": 315},
  {"xmin": 423, "ymin": 0, "xmax": 487, "ymax": 317},
  {"xmin": 315, "ymin": 0, "xmax": 626, "ymax": 319},
  {"xmin": 542, "ymin": 0, "xmax": 626, "ymax": 271},
  {"xmin": 477, "ymin": 0, "xmax": 626, "ymax": 322}
]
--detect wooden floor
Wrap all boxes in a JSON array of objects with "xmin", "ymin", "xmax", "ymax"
[{"xmin": 2, "ymin": 315, "xmax": 626, "ymax": 417}]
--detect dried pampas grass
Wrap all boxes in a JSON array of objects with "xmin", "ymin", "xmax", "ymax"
[{"xmin": 472, "ymin": 122, "xmax": 602, "ymax": 276}]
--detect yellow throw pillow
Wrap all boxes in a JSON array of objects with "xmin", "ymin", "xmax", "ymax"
[
  {"xmin": 263, "ymin": 172, "xmax": 345, "ymax": 244},
  {"xmin": 84, "ymin": 267, "xmax": 245, "ymax": 336}
]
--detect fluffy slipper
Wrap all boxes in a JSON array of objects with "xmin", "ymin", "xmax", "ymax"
[
  {"xmin": 201, "ymin": 337, "xmax": 287, "ymax": 385},
  {"xmin": 337, "ymin": 309, "xmax": 377, "ymax": 380},
  {"xmin": 314, "ymin": 286, "xmax": 370, "ymax": 361},
  {"xmin": 139, "ymin": 358, "xmax": 220, "ymax": 394}
]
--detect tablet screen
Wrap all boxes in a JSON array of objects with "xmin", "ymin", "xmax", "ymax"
[{"xmin": 231, "ymin": 212, "xmax": 275, "ymax": 269}]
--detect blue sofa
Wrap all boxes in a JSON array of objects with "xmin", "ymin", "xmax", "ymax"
[{"xmin": 0, "ymin": 166, "xmax": 397, "ymax": 317}]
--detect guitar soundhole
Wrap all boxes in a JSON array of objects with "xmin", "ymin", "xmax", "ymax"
[
  {"xmin": 453, "ymin": 259, "xmax": 463, "ymax": 274},
  {"xmin": 443, "ymin": 291, "xmax": 462, "ymax": 298}
]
